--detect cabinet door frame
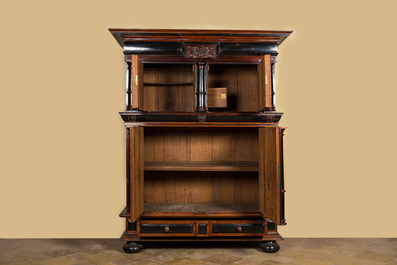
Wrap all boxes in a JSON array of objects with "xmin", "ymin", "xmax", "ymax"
[
  {"xmin": 258, "ymin": 126, "xmax": 281, "ymax": 225},
  {"xmin": 257, "ymin": 54, "xmax": 273, "ymax": 111},
  {"xmin": 125, "ymin": 55, "xmax": 144, "ymax": 110}
]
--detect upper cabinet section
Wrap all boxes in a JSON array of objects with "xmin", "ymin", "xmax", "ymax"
[{"xmin": 109, "ymin": 29, "xmax": 292, "ymax": 122}]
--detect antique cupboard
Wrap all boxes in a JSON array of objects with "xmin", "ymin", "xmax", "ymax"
[{"xmin": 109, "ymin": 29, "xmax": 292, "ymax": 253}]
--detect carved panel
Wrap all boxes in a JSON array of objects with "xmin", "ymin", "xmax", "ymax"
[
  {"xmin": 197, "ymin": 115, "xmax": 206, "ymax": 123},
  {"xmin": 185, "ymin": 44, "xmax": 217, "ymax": 58}
]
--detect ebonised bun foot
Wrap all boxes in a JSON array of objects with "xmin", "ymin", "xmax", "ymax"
[
  {"xmin": 260, "ymin": 241, "xmax": 280, "ymax": 253},
  {"xmin": 123, "ymin": 241, "xmax": 143, "ymax": 253}
]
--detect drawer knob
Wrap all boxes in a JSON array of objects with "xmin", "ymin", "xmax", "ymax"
[
  {"xmin": 237, "ymin": 226, "xmax": 242, "ymax": 232},
  {"xmin": 164, "ymin": 226, "xmax": 170, "ymax": 232}
]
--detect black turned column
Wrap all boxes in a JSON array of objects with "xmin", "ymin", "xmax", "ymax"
[
  {"xmin": 195, "ymin": 62, "xmax": 208, "ymax": 112},
  {"xmin": 126, "ymin": 62, "xmax": 132, "ymax": 110},
  {"xmin": 271, "ymin": 62, "xmax": 276, "ymax": 110}
]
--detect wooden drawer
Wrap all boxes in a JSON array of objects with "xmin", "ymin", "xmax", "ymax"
[
  {"xmin": 138, "ymin": 220, "xmax": 195, "ymax": 237},
  {"xmin": 210, "ymin": 221, "xmax": 265, "ymax": 236}
]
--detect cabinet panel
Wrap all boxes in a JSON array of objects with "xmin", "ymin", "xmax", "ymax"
[
  {"xmin": 258, "ymin": 127, "xmax": 278, "ymax": 224},
  {"xmin": 130, "ymin": 126, "xmax": 144, "ymax": 222},
  {"xmin": 258, "ymin": 54, "xmax": 273, "ymax": 111},
  {"xmin": 130, "ymin": 55, "xmax": 143, "ymax": 110}
]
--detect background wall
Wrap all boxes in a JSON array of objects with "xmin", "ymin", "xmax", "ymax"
[{"xmin": 1, "ymin": 0, "xmax": 396, "ymax": 238}]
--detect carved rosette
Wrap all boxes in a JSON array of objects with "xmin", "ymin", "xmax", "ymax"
[
  {"xmin": 197, "ymin": 115, "xmax": 206, "ymax": 123},
  {"xmin": 185, "ymin": 44, "xmax": 217, "ymax": 59}
]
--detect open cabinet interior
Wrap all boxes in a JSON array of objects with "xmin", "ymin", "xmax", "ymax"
[
  {"xmin": 143, "ymin": 64, "xmax": 195, "ymax": 112},
  {"xmin": 207, "ymin": 64, "xmax": 260, "ymax": 112},
  {"xmin": 143, "ymin": 127, "xmax": 260, "ymax": 214},
  {"xmin": 140, "ymin": 63, "xmax": 264, "ymax": 113}
]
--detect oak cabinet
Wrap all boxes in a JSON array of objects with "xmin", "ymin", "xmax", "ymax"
[{"xmin": 109, "ymin": 29, "xmax": 291, "ymax": 253}]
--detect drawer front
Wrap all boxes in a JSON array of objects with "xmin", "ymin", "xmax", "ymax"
[
  {"xmin": 138, "ymin": 221, "xmax": 195, "ymax": 237},
  {"xmin": 211, "ymin": 221, "xmax": 265, "ymax": 236}
]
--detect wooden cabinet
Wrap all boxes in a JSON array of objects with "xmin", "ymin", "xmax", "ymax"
[{"xmin": 109, "ymin": 29, "xmax": 292, "ymax": 253}]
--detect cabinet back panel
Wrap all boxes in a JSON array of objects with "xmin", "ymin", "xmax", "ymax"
[
  {"xmin": 144, "ymin": 171, "xmax": 258, "ymax": 205},
  {"xmin": 208, "ymin": 65, "xmax": 259, "ymax": 112},
  {"xmin": 144, "ymin": 128, "xmax": 258, "ymax": 163},
  {"xmin": 143, "ymin": 64, "xmax": 194, "ymax": 112}
]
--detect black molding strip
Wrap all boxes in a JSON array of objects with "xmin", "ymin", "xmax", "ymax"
[
  {"xmin": 119, "ymin": 112, "xmax": 283, "ymax": 123},
  {"xmin": 123, "ymin": 42, "xmax": 278, "ymax": 56}
]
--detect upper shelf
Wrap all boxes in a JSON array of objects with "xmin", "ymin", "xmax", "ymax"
[{"xmin": 108, "ymin": 29, "xmax": 293, "ymax": 56}]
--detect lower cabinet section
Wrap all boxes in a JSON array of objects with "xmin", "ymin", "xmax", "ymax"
[{"xmin": 137, "ymin": 220, "xmax": 267, "ymax": 238}]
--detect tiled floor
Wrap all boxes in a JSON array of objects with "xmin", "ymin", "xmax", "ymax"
[{"xmin": 0, "ymin": 239, "xmax": 396, "ymax": 265}]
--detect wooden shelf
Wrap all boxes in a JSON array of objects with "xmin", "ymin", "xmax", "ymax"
[
  {"xmin": 144, "ymin": 203, "xmax": 259, "ymax": 213},
  {"xmin": 144, "ymin": 82, "xmax": 194, "ymax": 86},
  {"xmin": 144, "ymin": 161, "xmax": 259, "ymax": 172}
]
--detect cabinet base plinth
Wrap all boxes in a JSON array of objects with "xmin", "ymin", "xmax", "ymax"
[
  {"xmin": 123, "ymin": 241, "xmax": 143, "ymax": 253},
  {"xmin": 260, "ymin": 241, "xmax": 280, "ymax": 253}
]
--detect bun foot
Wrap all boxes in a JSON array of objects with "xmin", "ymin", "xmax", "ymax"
[
  {"xmin": 260, "ymin": 241, "xmax": 280, "ymax": 253},
  {"xmin": 123, "ymin": 241, "xmax": 143, "ymax": 253}
]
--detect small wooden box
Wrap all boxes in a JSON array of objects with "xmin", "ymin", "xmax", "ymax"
[{"xmin": 208, "ymin": 87, "xmax": 227, "ymax": 108}]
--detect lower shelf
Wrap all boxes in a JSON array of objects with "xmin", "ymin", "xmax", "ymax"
[
  {"xmin": 144, "ymin": 203, "xmax": 259, "ymax": 213},
  {"xmin": 144, "ymin": 161, "xmax": 259, "ymax": 171}
]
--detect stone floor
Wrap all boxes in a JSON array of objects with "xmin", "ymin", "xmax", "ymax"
[{"xmin": 0, "ymin": 239, "xmax": 396, "ymax": 265}]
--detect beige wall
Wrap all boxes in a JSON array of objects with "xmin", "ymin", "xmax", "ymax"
[{"xmin": 1, "ymin": 0, "xmax": 396, "ymax": 238}]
